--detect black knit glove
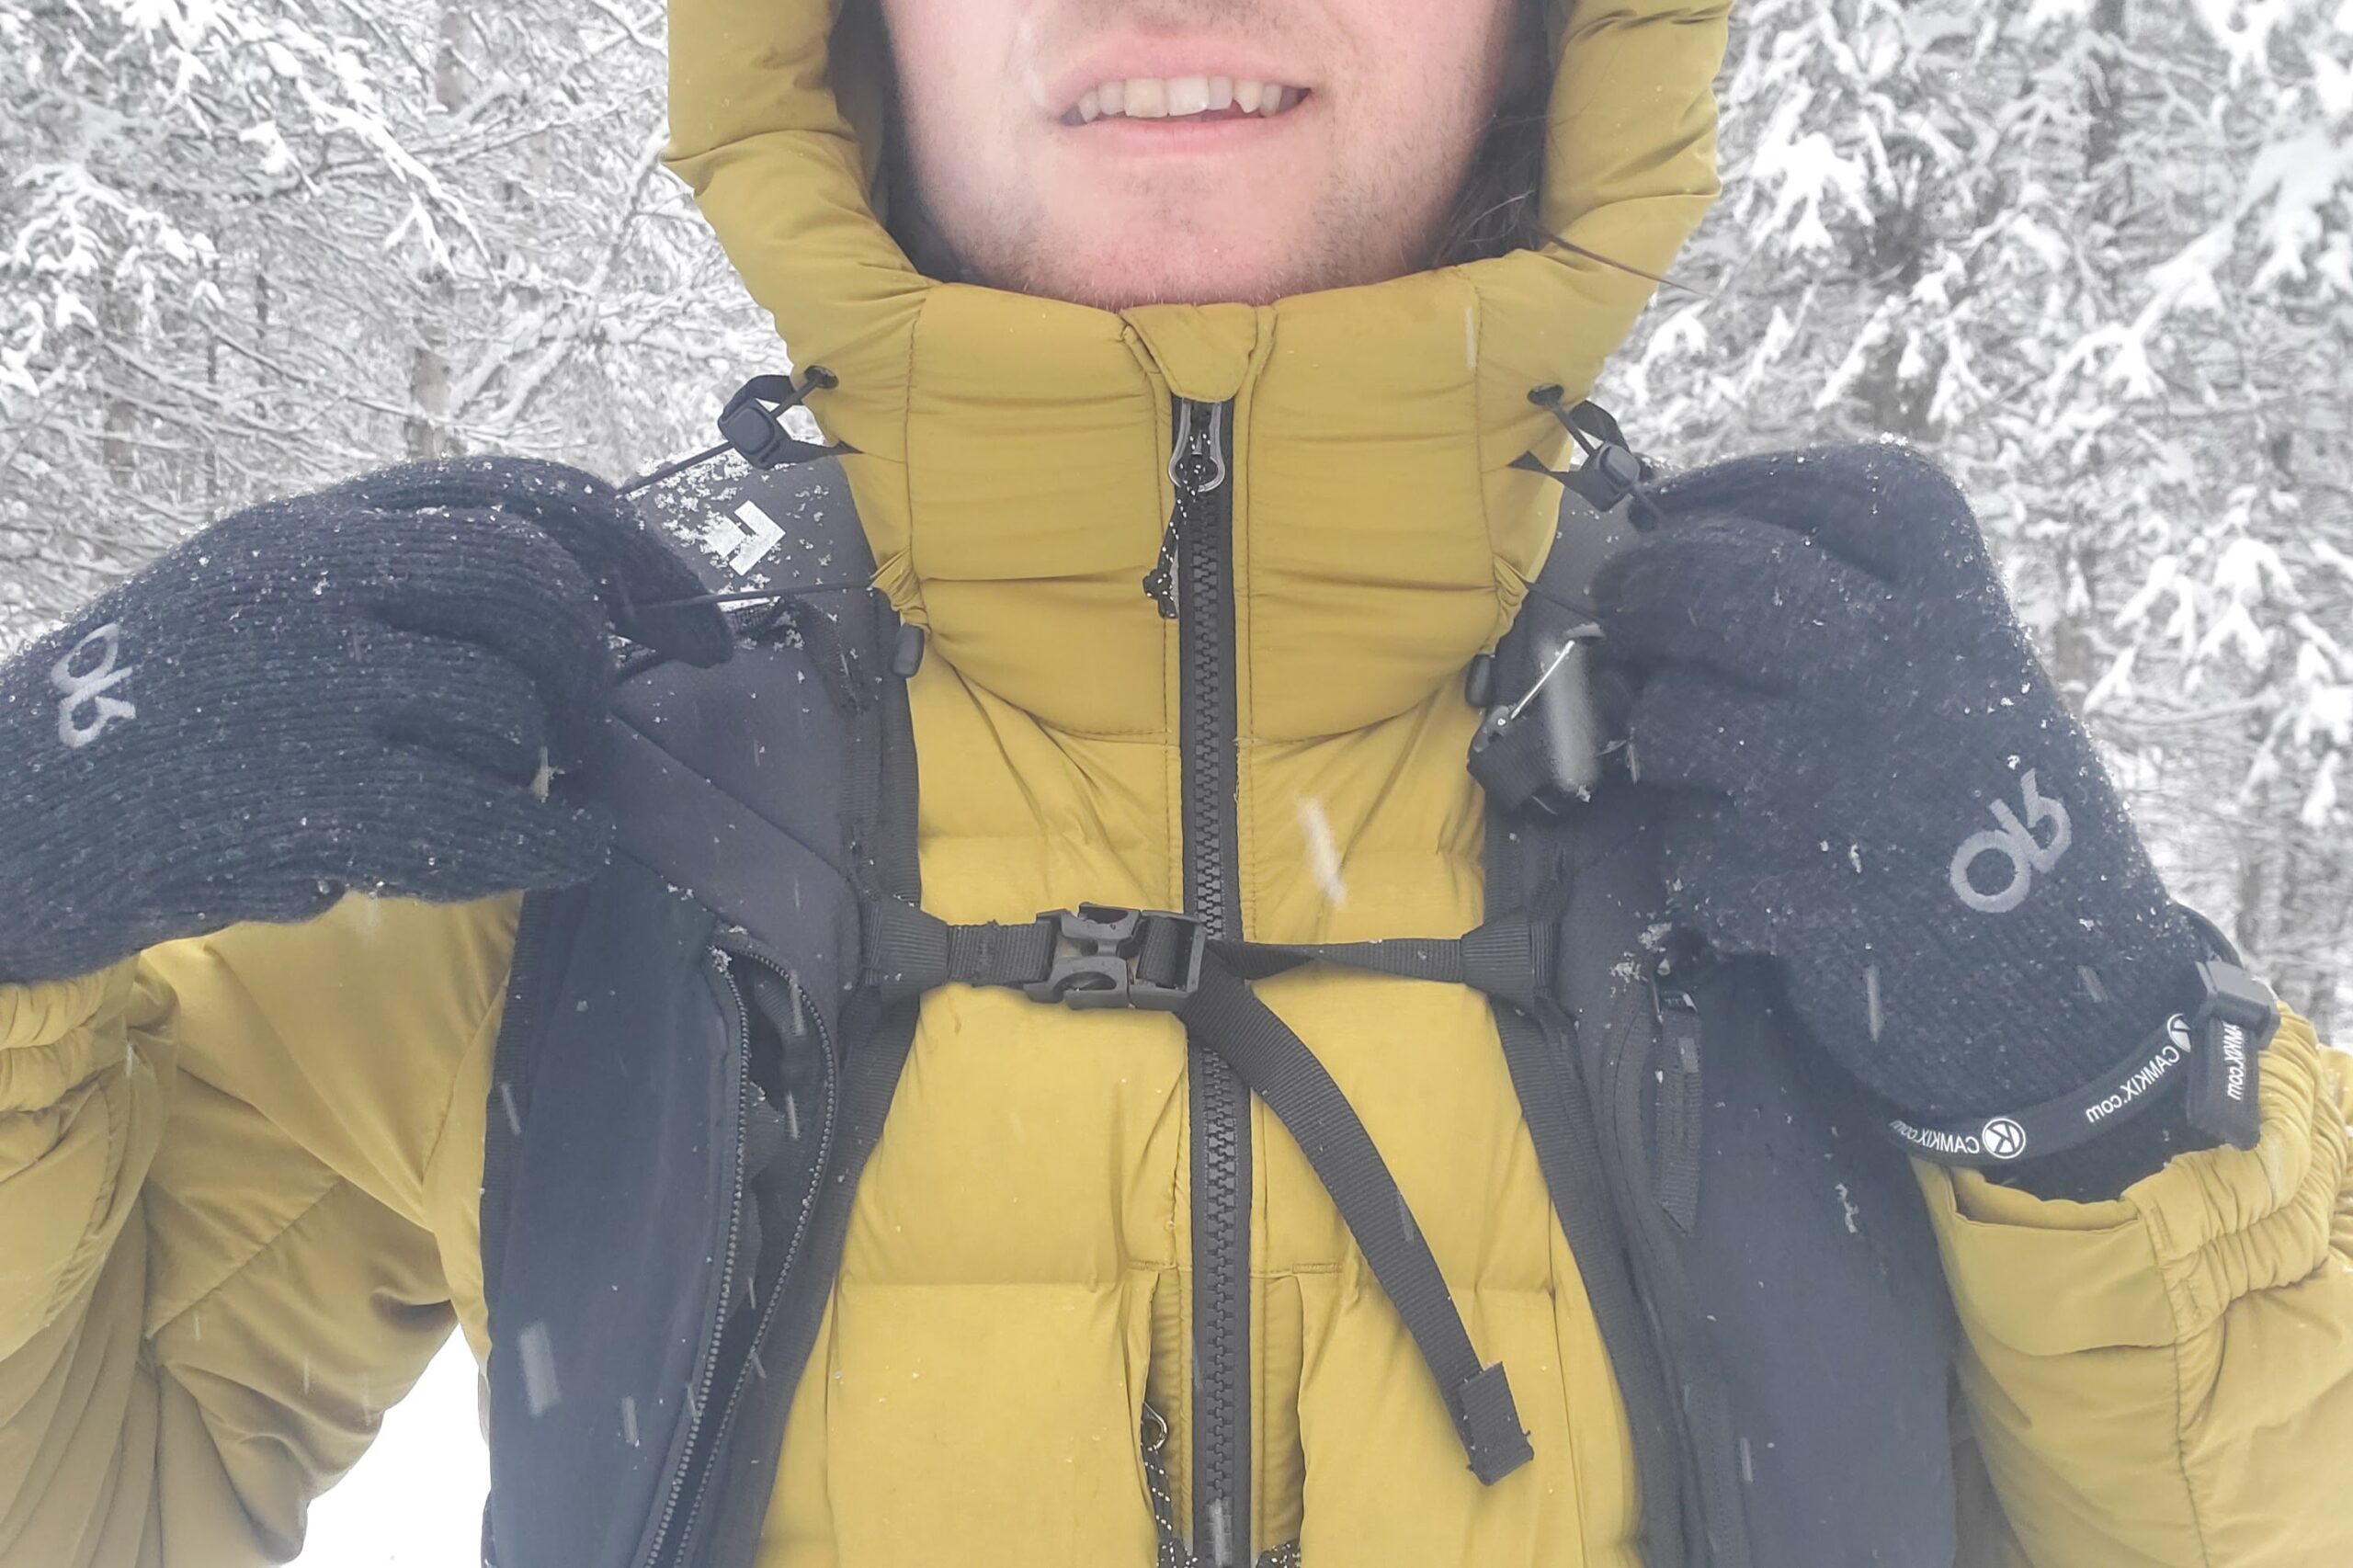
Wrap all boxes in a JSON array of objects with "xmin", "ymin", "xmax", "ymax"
[
  {"xmin": 1590, "ymin": 444, "xmax": 2210, "ymax": 1197},
  {"xmin": 0, "ymin": 457, "xmax": 730, "ymax": 985}
]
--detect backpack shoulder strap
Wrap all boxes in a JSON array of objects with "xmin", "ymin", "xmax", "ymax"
[
  {"xmin": 595, "ymin": 449, "xmax": 887, "ymax": 989},
  {"xmin": 481, "ymin": 434, "xmax": 931, "ymax": 1568},
  {"xmin": 1479, "ymin": 418, "xmax": 1961, "ymax": 1568},
  {"xmin": 633, "ymin": 449, "xmax": 870, "ymax": 597},
  {"xmin": 616, "ymin": 444, "xmax": 930, "ymax": 1568}
]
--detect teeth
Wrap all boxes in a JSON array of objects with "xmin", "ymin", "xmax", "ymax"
[
  {"xmin": 1125, "ymin": 77, "xmax": 1167, "ymax": 118},
  {"xmin": 1069, "ymin": 76, "xmax": 1302, "ymax": 123}
]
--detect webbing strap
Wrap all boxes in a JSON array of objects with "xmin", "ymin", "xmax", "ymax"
[
  {"xmin": 1217, "ymin": 918, "xmax": 1549, "ymax": 1013},
  {"xmin": 865, "ymin": 901, "xmax": 1204, "ymax": 1011},
  {"xmin": 871, "ymin": 899, "xmax": 1549, "ymax": 1016},
  {"xmin": 866, "ymin": 903, "xmax": 1062, "ymax": 1006},
  {"xmin": 1179, "ymin": 954, "xmax": 1533, "ymax": 1485}
]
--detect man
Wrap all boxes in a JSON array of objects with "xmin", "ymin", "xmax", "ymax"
[{"xmin": 0, "ymin": 1, "xmax": 2346, "ymax": 1565}]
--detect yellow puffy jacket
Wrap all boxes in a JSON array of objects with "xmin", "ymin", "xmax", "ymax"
[{"xmin": 4, "ymin": 1, "xmax": 2349, "ymax": 1564}]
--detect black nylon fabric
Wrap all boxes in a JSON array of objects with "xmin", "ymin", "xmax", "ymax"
[
  {"xmin": 696, "ymin": 585, "xmax": 927, "ymax": 1568},
  {"xmin": 483, "ymin": 856, "xmax": 739, "ymax": 1568},
  {"xmin": 480, "ymin": 449, "xmax": 881, "ymax": 1568}
]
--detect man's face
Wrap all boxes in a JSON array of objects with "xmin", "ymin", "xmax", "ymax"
[{"xmin": 877, "ymin": 0, "xmax": 1524, "ymax": 310}]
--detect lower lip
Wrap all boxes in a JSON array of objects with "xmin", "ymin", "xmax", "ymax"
[{"xmin": 1058, "ymin": 99, "xmax": 1311, "ymax": 152}]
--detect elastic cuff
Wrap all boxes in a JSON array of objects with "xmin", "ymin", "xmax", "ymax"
[
  {"xmin": 0, "ymin": 957, "xmax": 140, "ymax": 1110},
  {"xmin": 2127, "ymin": 1014, "xmax": 2343, "ymax": 1333},
  {"xmin": 1917, "ymin": 1012, "xmax": 2343, "ymax": 1352}
]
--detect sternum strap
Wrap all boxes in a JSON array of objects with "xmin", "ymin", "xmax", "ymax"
[{"xmin": 865, "ymin": 892, "xmax": 1537, "ymax": 1485}]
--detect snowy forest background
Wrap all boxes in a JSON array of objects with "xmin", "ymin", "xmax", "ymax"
[{"xmin": 3, "ymin": 0, "xmax": 2350, "ymax": 1554}]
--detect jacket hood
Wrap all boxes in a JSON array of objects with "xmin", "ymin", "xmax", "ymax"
[{"xmin": 663, "ymin": 0, "xmax": 1728, "ymax": 740}]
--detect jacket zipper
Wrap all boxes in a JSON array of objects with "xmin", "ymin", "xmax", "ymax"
[
  {"xmin": 640, "ymin": 939, "xmax": 838, "ymax": 1568},
  {"xmin": 1165, "ymin": 396, "xmax": 1252, "ymax": 1567}
]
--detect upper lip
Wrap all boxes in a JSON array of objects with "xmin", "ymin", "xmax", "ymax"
[{"xmin": 1041, "ymin": 45, "xmax": 1310, "ymax": 117}]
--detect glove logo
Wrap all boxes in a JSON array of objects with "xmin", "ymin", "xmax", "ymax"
[
  {"xmin": 51, "ymin": 622, "xmax": 137, "ymax": 748},
  {"xmin": 1979, "ymin": 1117, "xmax": 2029, "ymax": 1159},
  {"xmin": 1949, "ymin": 769, "xmax": 2071, "ymax": 914}
]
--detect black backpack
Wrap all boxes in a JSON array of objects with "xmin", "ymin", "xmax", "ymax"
[{"xmin": 476, "ymin": 381, "xmax": 1961, "ymax": 1568}]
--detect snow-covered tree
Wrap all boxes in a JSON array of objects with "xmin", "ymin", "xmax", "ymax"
[{"xmin": 1, "ymin": 0, "xmax": 773, "ymax": 635}]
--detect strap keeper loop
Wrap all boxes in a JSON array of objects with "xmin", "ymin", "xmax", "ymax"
[
  {"xmin": 860, "ymin": 896, "xmax": 951, "ymax": 1009},
  {"xmin": 1459, "ymin": 917, "xmax": 1546, "ymax": 1013}
]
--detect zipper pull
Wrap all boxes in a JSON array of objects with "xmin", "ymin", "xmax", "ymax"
[
  {"xmin": 1171, "ymin": 399, "xmax": 1229, "ymax": 494},
  {"xmin": 1646, "ymin": 950, "xmax": 1706, "ymax": 1234},
  {"xmin": 1143, "ymin": 400, "xmax": 1228, "ymax": 618}
]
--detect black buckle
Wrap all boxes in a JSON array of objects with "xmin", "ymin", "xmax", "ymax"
[{"xmin": 1023, "ymin": 904, "xmax": 1205, "ymax": 1011}]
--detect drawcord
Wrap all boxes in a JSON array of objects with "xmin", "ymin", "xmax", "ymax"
[
  {"xmin": 618, "ymin": 366, "xmax": 846, "ymax": 499},
  {"xmin": 1511, "ymin": 384, "xmax": 1665, "ymax": 529},
  {"xmin": 610, "ymin": 580, "xmax": 881, "ymax": 686}
]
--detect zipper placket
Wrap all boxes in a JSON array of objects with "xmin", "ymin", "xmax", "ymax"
[
  {"xmin": 640, "ymin": 939, "xmax": 840, "ymax": 1568},
  {"xmin": 1167, "ymin": 397, "xmax": 1253, "ymax": 1568}
]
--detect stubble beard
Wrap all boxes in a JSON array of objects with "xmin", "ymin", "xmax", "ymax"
[{"xmin": 918, "ymin": 126, "xmax": 1473, "ymax": 310}]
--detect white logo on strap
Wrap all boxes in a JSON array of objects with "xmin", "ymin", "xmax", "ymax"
[
  {"xmin": 1980, "ymin": 1117, "xmax": 2029, "ymax": 1159},
  {"xmin": 1949, "ymin": 769, "xmax": 2071, "ymax": 914},
  {"xmin": 51, "ymin": 622, "xmax": 137, "ymax": 748},
  {"xmin": 697, "ymin": 500, "xmax": 786, "ymax": 576}
]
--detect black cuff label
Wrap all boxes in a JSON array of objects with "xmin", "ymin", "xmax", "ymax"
[{"xmin": 1885, "ymin": 957, "xmax": 2279, "ymax": 1167}]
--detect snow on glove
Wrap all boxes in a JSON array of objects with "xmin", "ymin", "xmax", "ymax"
[
  {"xmin": 1590, "ymin": 443, "xmax": 2209, "ymax": 1196},
  {"xmin": 0, "ymin": 456, "xmax": 732, "ymax": 985}
]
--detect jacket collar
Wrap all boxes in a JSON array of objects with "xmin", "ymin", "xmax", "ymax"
[{"xmin": 662, "ymin": 0, "xmax": 1729, "ymax": 738}]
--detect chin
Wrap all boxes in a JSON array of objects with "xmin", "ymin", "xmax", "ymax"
[{"xmin": 999, "ymin": 224, "xmax": 1389, "ymax": 311}]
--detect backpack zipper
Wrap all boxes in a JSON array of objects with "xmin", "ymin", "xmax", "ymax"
[
  {"xmin": 635, "ymin": 945, "xmax": 756, "ymax": 1568},
  {"xmin": 1164, "ymin": 396, "xmax": 1253, "ymax": 1566},
  {"xmin": 1603, "ymin": 955, "xmax": 1749, "ymax": 1566},
  {"xmin": 641, "ymin": 939, "xmax": 839, "ymax": 1568}
]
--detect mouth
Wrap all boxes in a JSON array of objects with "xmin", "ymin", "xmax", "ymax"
[{"xmin": 1058, "ymin": 76, "xmax": 1311, "ymax": 127}]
